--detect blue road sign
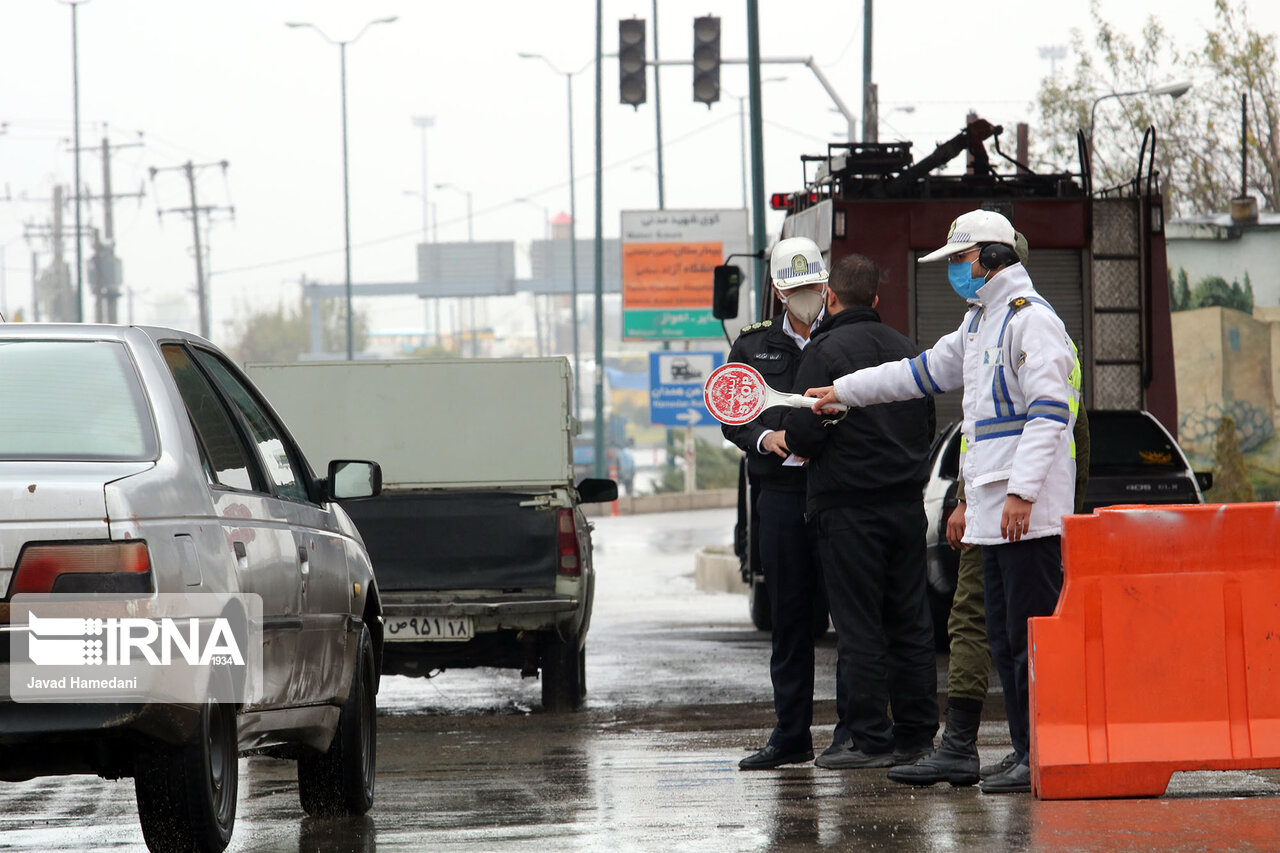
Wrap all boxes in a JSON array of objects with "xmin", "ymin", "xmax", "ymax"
[{"xmin": 649, "ymin": 351, "xmax": 724, "ymax": 427}]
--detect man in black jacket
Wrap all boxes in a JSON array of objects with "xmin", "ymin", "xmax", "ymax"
[
  {"xmin": 783, "ymin": 253, "xmax": 938, "ymax": 768},
  {"xmin": 724, "ymin": 236, "xmax": 845, "ymax": 770}
]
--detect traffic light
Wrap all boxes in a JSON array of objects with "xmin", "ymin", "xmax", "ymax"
[
  {"xmin": 692, "ymin": 15, "xmax": 720, "ymax": 106},
  {"xmin": 619, "ymin": 18, "xmax": 646, "ymax": 108}
]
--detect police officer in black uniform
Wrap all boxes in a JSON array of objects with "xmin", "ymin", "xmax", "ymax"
[
  {"xmin": 783, "ymin": 252, "xmax": 938, "ymax": 769},
  {"xmin": 726, "ymin": 237, "xmax": 846, "ymax": 770}
]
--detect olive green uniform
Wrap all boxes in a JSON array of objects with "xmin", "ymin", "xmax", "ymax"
[{"xmin": 945, "ymin": 406, "xmax": 1091, "ymax": 703}]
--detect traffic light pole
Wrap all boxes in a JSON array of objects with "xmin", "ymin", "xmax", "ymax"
[
  {"xmin": 746, "ymin": 1, "xmax": 768, "ymax": 317},
  {"xmin": 593, "ymin": 0, "xmax": 606, "ymax": 480},
  {"xmin": 650, "ymin": 0, "xmax": 665, "ymax": 209}
]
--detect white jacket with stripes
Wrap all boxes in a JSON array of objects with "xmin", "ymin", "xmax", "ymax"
[{"xmin": 831, "ymin": 263, "xmax": 1077, "ymax": 545}]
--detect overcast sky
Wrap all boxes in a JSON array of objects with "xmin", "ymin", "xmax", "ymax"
[{"xmin": 2, "ymin": 0, "xmax": 1274, "ymax": 345}]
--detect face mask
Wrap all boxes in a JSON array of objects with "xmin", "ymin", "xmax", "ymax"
[
  {"xmin": 781, "ymin": 288, "xmax": 825, "ymax": 326},
  {"xmin": 948, "ymin": 262, "xmax": 986, "ymax": 300}
]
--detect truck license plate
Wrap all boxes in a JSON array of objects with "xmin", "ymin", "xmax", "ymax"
[{"xmin": 386, "ymin": 615, "xmax": 473, "ymax": 642}]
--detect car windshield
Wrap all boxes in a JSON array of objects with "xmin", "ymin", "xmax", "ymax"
[
  {"xmin": 1088, "ymin": 412, "xmax": 1184, "ymax": 471},
  {"xmin": 0, "ymin": 339, "xmax": 157, "ymax": 461}
]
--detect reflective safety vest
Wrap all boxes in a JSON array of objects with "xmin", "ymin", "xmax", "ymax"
[{"xmin": 832, "ymin": 263, "xmax": 1077, "ymax": 545}]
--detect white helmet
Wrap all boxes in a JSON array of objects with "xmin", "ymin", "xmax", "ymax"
[{"xmin": 770, "ymin": 237, "xmax": 828, "ymax": 290}]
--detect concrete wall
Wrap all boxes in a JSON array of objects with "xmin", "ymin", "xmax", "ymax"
[{"xmin": 1173, "ymin": 306, "xmax": 1275, "ymax": 455}]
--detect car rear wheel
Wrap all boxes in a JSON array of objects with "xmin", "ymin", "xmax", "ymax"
[
  {"xmin": 135, "ymin": 690, "xmax": 239, "ymax": 853},
  {"xmin": 541, "ymin": 631, "xmax": 586, "ymax": 712},
  {"xmin": 298, "ymin": 626, "xmax": 377, "ymax": 816}
]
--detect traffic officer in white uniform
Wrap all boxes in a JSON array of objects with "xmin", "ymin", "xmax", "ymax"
[{"xmin": 805, "ymin": 209, "xmax": 1078, "ymax": 794}]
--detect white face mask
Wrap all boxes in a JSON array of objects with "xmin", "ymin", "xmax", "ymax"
[{"xmin": 780, "ymin": 287, "xmax": 825, "ymax": 327}]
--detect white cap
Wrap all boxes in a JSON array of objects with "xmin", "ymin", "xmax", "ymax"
[
  {"xmin": 919, "ymin": 209, "xmax": 1016, "ymax": 264},
  {"xmin": 770, "ymin": 236, "xmax": 829, "ymax": 289}
]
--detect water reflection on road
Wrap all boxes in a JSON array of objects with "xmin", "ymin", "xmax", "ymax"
[{"xmin": 5, "ymin": 509, "xmax": 1280, "ymax": 851}]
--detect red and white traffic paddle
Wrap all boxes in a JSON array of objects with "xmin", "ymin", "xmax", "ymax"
[{"xmin": 702, "ymin": 363, "xmax": 847, "ymax": 426}]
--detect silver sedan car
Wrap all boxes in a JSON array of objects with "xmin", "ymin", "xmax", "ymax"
[{"xmin": 0, "ymin": 325, "xmax": 384, "ymax": 853}]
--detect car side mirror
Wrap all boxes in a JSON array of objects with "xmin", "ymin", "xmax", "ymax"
[
  {"xmin": 1195, "ymin": 471, "xmax": 1213, "ymax": 492},
  {"xmin": 712, "ymin": 264, "xmax": 743, "ymax": 320},
  {"xmin": 576, "ymin": 477, "xmax": 619, "ymax": 504},
  {"xmin": 328, "ymin": 460, "xmax": 383, "ymax": 500}
]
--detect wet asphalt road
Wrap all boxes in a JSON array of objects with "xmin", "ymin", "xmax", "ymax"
[{"xmin": 5, "ymin": 508, "xmax": 1280, "ymax": 851}]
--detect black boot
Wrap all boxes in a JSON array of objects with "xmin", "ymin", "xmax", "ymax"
[{"xmin": 887, "ymin": 703, "xmax": 981, "ymax": 787}]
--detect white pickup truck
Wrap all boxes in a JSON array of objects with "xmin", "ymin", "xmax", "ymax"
[{"xmin": 247, "ymin": 357, "xmax": 615, "ymax": 712}]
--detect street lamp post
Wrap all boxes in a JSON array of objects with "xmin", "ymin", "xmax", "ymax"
[
  {"xmin": 518, "ymin": 52, "xmax": 590, "ymax": 421},
  {"xmin": 286, "ymin": 16, "xmax": 398, "ymax": 360},
  {"xmin": 434, "ymin": 183, "xmax": 473, "ymax": 241},
  {"xmin": 411, "ymin": 116, "xmax": 434, "ymax": 240},
  {"xmin": 412, "ymin": 116, "xmax": 435, "ymax": 348},
  {"xmin": 434, "ymin": 182, "xmax": 477, "ymax": 356},
  {"xmin": 57, "ymin": 0, "xmax": 90, "ymax": 322},
  {"xmin": 515, "ymin": 196, "xmax": 552, "ymax": 356},
  {"xmin": 1088, "ymin": 80, "xmax": 1193, "ymax": 174}
]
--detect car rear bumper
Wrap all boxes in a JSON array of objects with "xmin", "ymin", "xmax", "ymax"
[{"xmin": 0, "ymin": 691, "xmax": 203, "ymax": 780}]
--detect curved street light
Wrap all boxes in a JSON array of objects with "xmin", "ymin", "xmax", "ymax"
[
  {"xmin": 517, "ymin": 52, "xmax": 592, "ymax": 420},
  {"xmin": 1088, "ymin": 80, "xmax": 1193, "ymax": 174},
  {"xmin": 285, "ymin": 16, "xmax": 399, "ymax": 360}
]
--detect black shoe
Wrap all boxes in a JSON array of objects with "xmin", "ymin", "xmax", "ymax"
[
  {"xmin": 888, "ymin": 704, "xmax": 982, "ymax": 787},
  {"xmin": 979, "ymin": 762, "xmax": 1032, "ymax": 794},
  {"xmin": 891, "ymin": 745, "xmax": 933, "ymax": 766},
  {"xmin": 814, "ymin": 746, "xmax": 896, "ymax": 769},
  {"xmin": 979, "ymin": 750, "xmax": 1019, "ymax": 780},
  {"xmin": 738, "ymin": 744, "xmax": 814, "ymax": 770},
  {"xmin": 819, "ymin": 736, "xmax": 854, "ymax": 757}
]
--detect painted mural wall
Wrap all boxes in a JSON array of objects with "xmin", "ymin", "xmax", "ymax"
[{"xmin": 1167, "ymin": 219, "xmax": 1280, "ymax": 496}]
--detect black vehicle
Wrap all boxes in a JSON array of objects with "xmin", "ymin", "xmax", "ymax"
[{"xmin": 922, "ymin": 409, "xmax": 1211, "ymax": 646}]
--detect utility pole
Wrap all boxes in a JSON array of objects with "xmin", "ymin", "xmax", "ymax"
[
  {"xmin": 151, "ymin": 160, "xmax": 233, "ymax": 340},
  {"xmin": 862, "ymin": 0, "xmax": 876, "ymax": 142},
  {"xmin": 651, "ymin": 0, "xmax": 665, "ymax": 209},
  {"xmin": 20, "ymin": 186, "xmax": 79, "ymax": 321},
  {"xmin": 77, "ymin": 131, "xmax": 144, "ymax": 322}
]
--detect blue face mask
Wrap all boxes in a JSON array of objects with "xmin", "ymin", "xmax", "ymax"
[{"xmin": 948, "ymin": 262, "xmax": 986, "ymax": 300}]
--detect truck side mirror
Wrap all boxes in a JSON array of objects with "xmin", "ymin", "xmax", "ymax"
[
  {"xmin": 712, "ymin": 264, "xmax": 743, "ymax": 320},
  {"xmin": 576, "ymin": 477, "xmax": 619, "ymax": 504}
]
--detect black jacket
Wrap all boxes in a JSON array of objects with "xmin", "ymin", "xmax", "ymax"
[
  {"xmin": 721, "ymin": 316, "xmax": 808, "ymax": 492},
  {"xmin": 783, "ymin": 306, "xmax": 934, "ymax": 515}
]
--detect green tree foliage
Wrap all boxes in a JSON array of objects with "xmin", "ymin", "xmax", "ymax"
[
  {"xmin": 1035, "ymin": 0, "xmax": 1279, "ymax": 216},
  {"xmin": 1207, "ymin": 415, "xmax": 1255, "ymax": 502},
  {"xmin": 1172, "ymin": 269, "xmax": 1254, "ymax": 313},
  {"xmin": 225, "ymin": 297, "xmax": 368, "ymax": 365},
  {"xmin": 1175, "ymin": 267, "xmax": 1192, "ymax": 311}
]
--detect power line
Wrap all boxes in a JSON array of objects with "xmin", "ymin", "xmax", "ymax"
[{"xmin": 212, "ymin": 112, "xmax": 741, "ymax": 277}]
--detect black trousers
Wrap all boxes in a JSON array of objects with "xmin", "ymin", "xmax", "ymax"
[
  {"xmin": 982, "ymin": 536, "xmax": 1063, "ymax": 764},
  {"xmin": 757, "ymin": 487, "xmax": 827, "ymax": 752},
  {"xmin": 813, "ymin": 500, "xmax": 938, "ymax": 754}
]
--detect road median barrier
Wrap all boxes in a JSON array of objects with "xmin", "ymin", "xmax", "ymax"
[{"xmin": 1030, "ymin": 502, "xmax": 1280, "ymax": 799}]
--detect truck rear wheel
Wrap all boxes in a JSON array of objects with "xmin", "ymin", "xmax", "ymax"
[{"xmin": 541, "ymin": 632, "xmax": 586, "ymax": 713}]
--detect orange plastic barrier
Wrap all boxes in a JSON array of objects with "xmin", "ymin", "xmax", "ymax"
[{"xmin": 1030, "ymin": 502, "xmax": 1280, "ymax": 799}]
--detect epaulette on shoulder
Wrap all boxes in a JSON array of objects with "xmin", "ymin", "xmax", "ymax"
[
  {"xmin": 738, "ymin": 318, "xmax": 773, "ymax": 335},
  {"xmin": 1008, "ymin": 296, "xmax": 1032, "ymax": 312}
]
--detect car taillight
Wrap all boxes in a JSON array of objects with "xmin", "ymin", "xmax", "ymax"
[
  {"xmin": 557, "ymin": 509, "xmax": 581, "ymax": 577},
  {"xmin": 9, "ymin": 541, "xmax": 152, "ymax": 595}
]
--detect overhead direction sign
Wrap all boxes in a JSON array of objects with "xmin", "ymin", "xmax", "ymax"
[{"xmin": 649, "ymin": 351, "xmax": 723, "ymax": 427}]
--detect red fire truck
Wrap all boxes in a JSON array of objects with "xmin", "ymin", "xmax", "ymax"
[{"xmin": 718, "ymin": 119, "xmax": 1182, "ymax": 632}]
